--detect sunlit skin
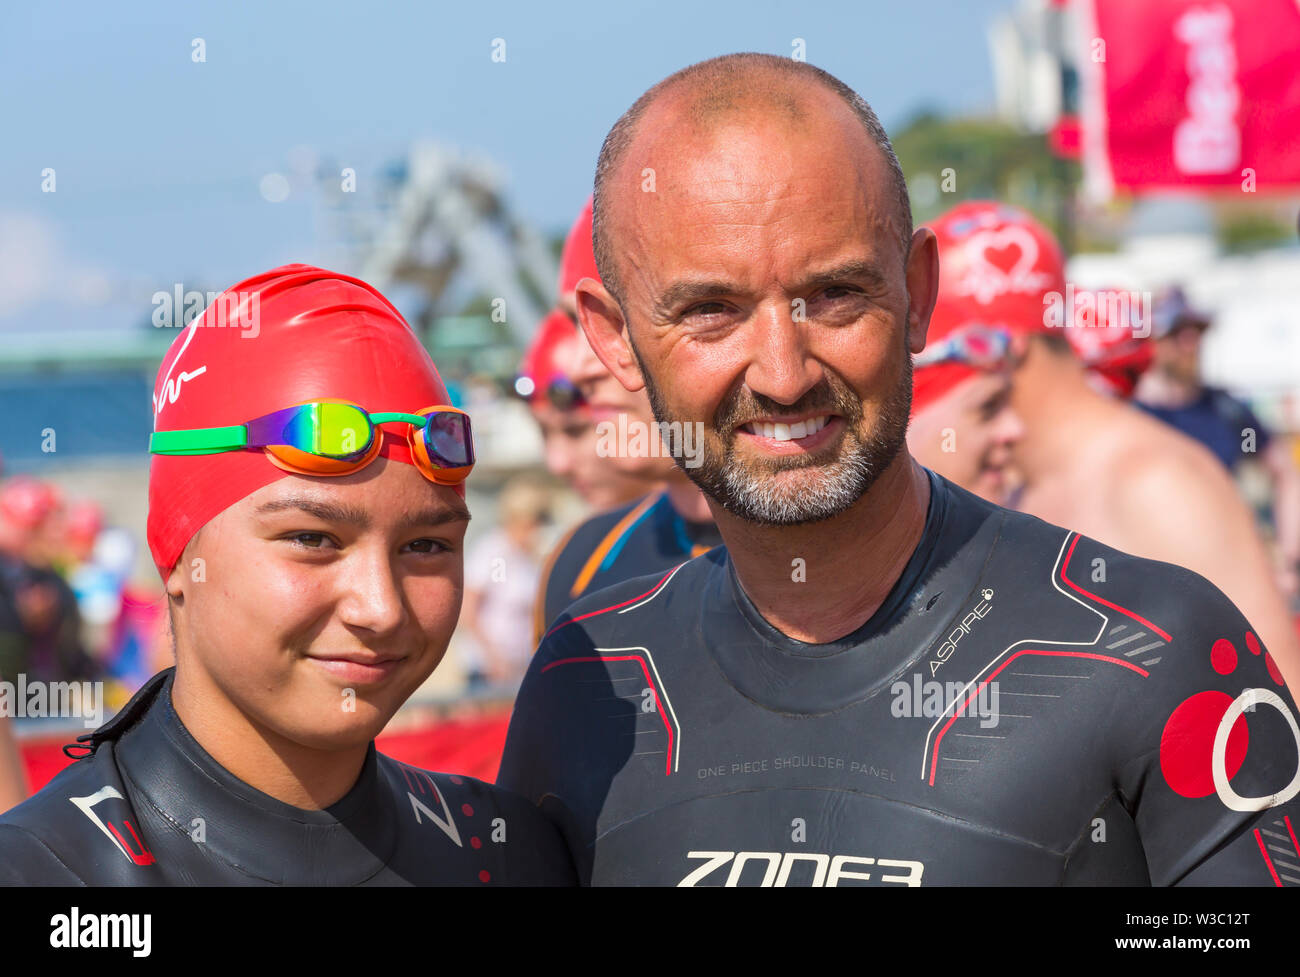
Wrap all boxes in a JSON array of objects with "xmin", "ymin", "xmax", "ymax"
[
  {"xmin": 576, "ymin": 82, "xmax": 940, "ymax": 642},
  {"xmin": 166, "ymin": 455, "xmax": 470, "ymax": 810},
  {"xmin": 907, "ymin": 370, "xmax": 1025, "ymax": 506}
]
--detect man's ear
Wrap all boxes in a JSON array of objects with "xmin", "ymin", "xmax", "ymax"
[
  {"xmin": 574, "ymin": 278, "xmax": 645, "ymax": 393},
  {"xmin": 905, "ymin": 227, "xmax": 940, "ymax": 355}
]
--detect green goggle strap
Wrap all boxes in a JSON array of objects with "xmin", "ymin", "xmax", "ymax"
[{"xmin": 149, "ymin": 425, "xmax": 249, "ymax": 455}]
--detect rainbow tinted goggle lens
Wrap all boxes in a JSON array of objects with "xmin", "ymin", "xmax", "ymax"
[
  {"xmin": 914, "ymin": 325, "xmax": 1017, "ymax": 371},
  {"xmin": 149, "ymin": 401, "xmax": 474, "ymax": 486}
]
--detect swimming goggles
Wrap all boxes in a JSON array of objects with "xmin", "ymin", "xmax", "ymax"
[{"xmin": 149, "ymin": 400, "xmax": 474, "ymax": 486}]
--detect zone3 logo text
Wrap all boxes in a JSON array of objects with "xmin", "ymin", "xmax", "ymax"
[{"xmin": 678, "ymin": 851, "xmax": 924, "ymax": 886}]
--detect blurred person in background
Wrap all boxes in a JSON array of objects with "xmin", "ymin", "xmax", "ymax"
[
  {"xmin": 928, "ymin": 201, "xmax": 1300, "ymax": 688},
  {"xmin": 1064, "ymin": 287, "xmax": 1155, "ymax": 400},
  {"xmin": 533, "ymin": 197, "xmax": 721, "ymax": 643},
  {"xmin": 61, "ymin": 508, "xmax": 167, "ymax": 705},
  {"xmin": 0, "ymin": 461, "xmax": 28, "ymax": 811},
  {"xmin": 460, "ymin": 479, "xmax": 550, "ymax": 689},
  {"xmin": 520, "ymin": 308, "xmax": 648, "ymax": 509},
  {"xmin": 1134, "ymin": 286, "xmax": 1300, "ymax": 603},
  {"xmin": 906, "ymin": 319, "xmax": 1025, "ymax": 506},
  {"xmin": 0, "ymin": 478, "xmax": 95, "ymax": 684}
]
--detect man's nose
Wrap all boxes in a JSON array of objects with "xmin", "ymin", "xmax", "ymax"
[{"xmin": 743, "ymin": 302, "xmax": 822, "ymax": 406}]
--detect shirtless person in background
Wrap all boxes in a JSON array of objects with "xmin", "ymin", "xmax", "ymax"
[{"xmin": 924, "ymin": 201, "xmax": 1300, "ymax": 689}]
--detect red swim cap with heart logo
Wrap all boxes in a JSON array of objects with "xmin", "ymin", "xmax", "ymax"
[
  {"xmin": 913, "ymin": 201, "xmax": 1067, "ymax": 414},
  {"xmin": 926, "ymin": 200, "xmax": 1066, "ymax": 338},
  {"xmin": 147, "ymin": 264, "xmax": 460, "ymax": 581}
]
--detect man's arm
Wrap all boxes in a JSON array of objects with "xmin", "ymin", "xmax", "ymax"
[
  {"xmin": 1116, "ymin": 567, "xmax": 1300, "ymax": 885},
  {"xmin": 496, "ymin": 640, "xmax": 592, "ymax": 882}
]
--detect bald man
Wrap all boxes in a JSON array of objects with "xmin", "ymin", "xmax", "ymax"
[{"xmin": 498, "ymin": 53, "xmax": 1300, "ymax": 887}]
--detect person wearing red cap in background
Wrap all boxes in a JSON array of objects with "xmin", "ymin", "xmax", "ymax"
[
  {"xmin": 0, "ymin": 479, "xmax": 100, "ymax": 815},
  {"xmin": 1064, "ymin": 286, "xmax": 1154, "ymax": 400},
  {"xmin": 906, "ymin": 304, "xmax": 1026, "ymax": 507},
  {"xmin": 0, "ymin": 478, "xmax": 94, "ymax": 687},
  {"xmin": 0, "ymin": 265, "xmax": 573, "ymax": 885},
  {"xmin": 519, "ymin": 308, "xmax": 647, "ymax": 508},
  {"xmin": 531, "ymin": 197, "xmax": 721, "ymax": 645},
  {"xmin": 927, "ymin": 201, "xmax": 1300, "ymax": 689}
]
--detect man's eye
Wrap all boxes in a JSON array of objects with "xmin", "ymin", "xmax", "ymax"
[
  {"xmin": 815, "ymin": 286, "xmax": 861, "ymax": 303},
  {"xmin": 684, "ymin": 301, "xmax": 729, "ymax": 318},
  {"xmin": 407, "ymin": 538, "xmax": 450, "ymax": 554}
]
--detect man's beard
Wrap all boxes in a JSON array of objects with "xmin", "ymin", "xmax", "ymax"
[{"xmin": 634, "ymin": 338, "xmax": 913, "ymax": 526}]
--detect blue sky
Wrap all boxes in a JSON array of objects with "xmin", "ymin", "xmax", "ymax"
[{"xmin": 0, "ymin": 0, "xmax": 1014, "ymax": 334}]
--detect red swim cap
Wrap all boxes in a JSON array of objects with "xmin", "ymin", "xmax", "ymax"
[
  {"xmin": 912, "ymin": 201, "xmax": 1066, "ymax": 415},
  {"xmin": 1066, "ymin": 286, "xmax": 1154, "ymax": 398},
  {"xmin": 0, "ymin": 478, "xmax": 59, "ymax": 530},
  {"xmin": 558, "ymin": 196, "xmax": 600, "ymax": 297},
  {"xmin": 911, "ymin": 361, "xmax": 979, "ymax": 417},
  {"xmin": 147, "ymin": 264, "xmax": 459, "ymax": 581},
  {"xmin": 64, "ymin": 499, "xmax": 105, "ymax": 546},
  {"xmin": 927, "ymin": 201, "xmax": 1066, "ymax": 339},
  {"xmin": 519, "ymin": 309, "xmax": 580, "ymax": 409}
]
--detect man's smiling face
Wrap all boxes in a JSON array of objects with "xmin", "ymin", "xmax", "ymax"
[{"xmin": 591, "ymin": 87, "xmax": 925, "ymax": 525}]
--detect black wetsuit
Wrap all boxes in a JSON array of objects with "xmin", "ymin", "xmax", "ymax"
[
  {"xmin": 534, "ymin": 489, "xmax": 722, "ymax": 645},
  {"xmin": 499, "ymin": 469, "xmax": 1300, "ymax": 885},
  {"xmin": 0, "ymin": 669, "xmax": 575, "ymax": 885}
]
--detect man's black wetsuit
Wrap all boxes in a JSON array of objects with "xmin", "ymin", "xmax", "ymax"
[
  {"xmin": 499, "ymin": 468, "xmax": 1300, "ymax": 885},
  {"xmin": 0, "ymin": 669, "xmax": 575, "ymax": 885},
  {"xmin": 534, "ymin": 489, "xmax": 722, "ymax": 644}
]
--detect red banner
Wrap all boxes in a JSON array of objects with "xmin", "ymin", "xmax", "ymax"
[{"xmin": 1081, "ymin": 0, "xmax": 1300, "ymax": 199}]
